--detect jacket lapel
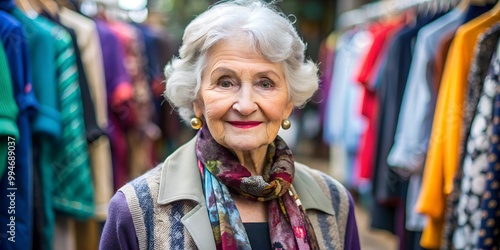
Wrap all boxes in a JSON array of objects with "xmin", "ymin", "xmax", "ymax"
[
  {"xmin": 157, "ymin": 137, "xmax": 216, "ymax": 250},
  {"xmin": 293, "ymin": 162, "xmax": 336, "ymax": 216}
]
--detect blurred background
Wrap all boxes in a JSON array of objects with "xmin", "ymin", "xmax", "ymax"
[{"xmin": 3, "ymin": 0, "xmax": 500, "ymax": 249}]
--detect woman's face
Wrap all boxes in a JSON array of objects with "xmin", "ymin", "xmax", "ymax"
[{"xmin": 194, "ymin": 39, "xmax": 294, "ymax": 153}]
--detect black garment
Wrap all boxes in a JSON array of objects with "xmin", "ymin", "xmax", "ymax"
[
  {"xmin": 372, "ymin": 10, "xmax": 442, "ymax": 205},
  {"xmin": 32, "ymin": 138, "xmax": 46, "ymax": 250},
  {"xmin": 243, "ymin": 222, "xmax": 272, "ymax": 250},
  {"xmin": 42, "ymin": 11, "xmax": 105, "ymax": 143},
  {"xmin": 68, "ymin": 28, "xmax": 106, "ymax": 143},
  {"xmin": 462, "ymin": 4, "xmax": 495, "ymax": 25}
]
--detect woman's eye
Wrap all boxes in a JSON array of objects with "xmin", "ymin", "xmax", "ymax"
[
  {"xmin": 217, "ymin": 78, "xmax": 234, "ymax": 88},
  {"xmin": 259, "ymin": 79, "xmax": 274, "ymax": 89}
]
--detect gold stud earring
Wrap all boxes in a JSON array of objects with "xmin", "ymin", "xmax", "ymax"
[
  {"xmin": 281, "ymin": 119, "xmax": 291, "ymax": 130},
  {"xmin": 191, "ymin": 117, "xmax": 203, "ymax": 130}
]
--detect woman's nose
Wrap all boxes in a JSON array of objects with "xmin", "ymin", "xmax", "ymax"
[{"xmin": 232, "ymin": 85, "xmax": 257, "ymax": 115}]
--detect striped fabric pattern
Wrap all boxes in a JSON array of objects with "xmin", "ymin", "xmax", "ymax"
[
  {"xmin": 121, "ymin": 164, "xmax": 350, "ymax": 250},
  {"xmin": 121, "ymin": 167, "xmax": 198, "ymax": 250},
  {"xmin": 309, "ymin": 169, "xmax": 350, "ymax": 250},
  {"xmin": 50, "ymin": 25, "xmax": 94, "ymax": 218}
]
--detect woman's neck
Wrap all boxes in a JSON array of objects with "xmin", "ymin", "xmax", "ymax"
[{"xmin": 232, "ymin": 145, "xmax": 268, "ymax": 176}]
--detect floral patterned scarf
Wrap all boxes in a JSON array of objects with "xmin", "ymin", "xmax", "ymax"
[{"xmin": 196, "ymin": 126, "xmax": 319, "ymax": 250}]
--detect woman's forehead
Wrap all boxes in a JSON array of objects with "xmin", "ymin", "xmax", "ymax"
[{"xmin": 205, "ymin": 39, "xmax": 281, "ymax": 67}]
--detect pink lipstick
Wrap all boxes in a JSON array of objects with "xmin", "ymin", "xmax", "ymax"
[{"xmin": 229, "ymin": 121, "xmax": 262, "ymax": 129}]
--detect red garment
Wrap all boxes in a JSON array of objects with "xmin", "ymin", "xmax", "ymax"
[
  {"xmin": 355, "ymin": 22, "xmax": 384, "ymax": 87},
  {"xmin": 355, "ymin": 17, "xmax": 407, "ymax": 88},
  {"xmin": 357, "ymin": 89, "xmax": 378, "ymax": 179},
  {"xmin": 356, "ymin": 18, "xmax": 406, "ymax": 179}
]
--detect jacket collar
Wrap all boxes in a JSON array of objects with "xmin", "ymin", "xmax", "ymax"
[
  {"xmin": 157, "ymin": 135, "xmax": 335, "ymax": 215},
  {"xmin": 158, "ymin": 136, "xmax": 204, "ymax": 205}
]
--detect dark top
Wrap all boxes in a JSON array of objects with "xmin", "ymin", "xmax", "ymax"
[{"xmin": 244, "ymin": 222, "xmax": 272, "ymax": 250}]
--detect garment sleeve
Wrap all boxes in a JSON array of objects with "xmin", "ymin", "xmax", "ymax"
[
  {"xmin": 387, "ymin": 31, "xmax": 431, "ymax": 173},
  {"xmin": 99, "ymin": 191, "xmax": 139, "ymax": 250},
  {"xmin": 343, "ymin": 192, "xmax": 361, "ymax": 250}
]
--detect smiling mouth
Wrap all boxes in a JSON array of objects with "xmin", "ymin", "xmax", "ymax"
[{"xmin": 228, "ymin": 121, "xmax": 262, "ymax": 129}]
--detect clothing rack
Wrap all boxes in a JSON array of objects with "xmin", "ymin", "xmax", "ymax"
[
  {"xmin": 337, "ymin": 0, "xmax": 457, "ymax": 30},
  {"xmin": 322, "ymin": 1, "xmax": 500, "ymax": 248},
  {"xmin": 79, "ymin": 0, "xmax": 149, "ymax": 22}
]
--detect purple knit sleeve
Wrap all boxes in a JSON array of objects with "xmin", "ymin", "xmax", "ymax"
[
  {"xmin": 99, "ymin": 191, "xmax": 139, "ymax": 250},
  {"xmin": 343, "ymin": 192, "xmax": 361, "ymax": 250}
]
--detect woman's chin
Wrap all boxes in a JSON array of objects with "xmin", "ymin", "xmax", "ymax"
[{"xmin": 225, "ymin": 139, "xmax": 270, "ymax": 153}]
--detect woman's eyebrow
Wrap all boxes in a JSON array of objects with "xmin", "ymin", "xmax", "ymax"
[
  {"xmin": 211, "ymin": 67, "xmax": 282, "ymax": 80},
  {"xmin": 211, "ymin": 67, "xmax": 236, "ymax": 78},
  {"xmin": 255, "ymin": 71, "xmax": 282, "ymax": 81}
]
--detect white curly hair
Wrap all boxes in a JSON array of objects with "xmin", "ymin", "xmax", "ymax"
[{"xmin": 163, "ymin": 0, "xmax": 319, "ymax": 123}]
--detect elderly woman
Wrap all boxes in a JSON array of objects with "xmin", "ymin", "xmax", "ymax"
[{"xmin": 100, "ymin": 0, "xmax": 360, "ymax": 249}]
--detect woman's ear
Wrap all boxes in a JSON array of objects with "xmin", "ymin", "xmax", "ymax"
[
  {"xmin": 284, "ymin": 100, "xmax": 294, "ymax": 118},
  {"xmin": 193, "ymin": 100, "xmax": 204, "ymax": 118}
]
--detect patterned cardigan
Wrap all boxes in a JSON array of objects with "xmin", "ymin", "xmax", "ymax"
[{"xmin": 99, "ymin": 136, "xmax": 360, "ymax": 250}]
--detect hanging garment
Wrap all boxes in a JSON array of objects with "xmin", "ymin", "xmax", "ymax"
[
  {"xmin": 135, "ymin": 24, "xmax": 182, "ymax": 159},
  {"xmin": 0, "ymin": 10, "xmax": 39, "ymax": 250},
  {"xmin": 106, "ymin": 20, "xmax": 157, "ymax": 179},
  {"xmin": 388, "ymin": 8, "xmax": 464, "ymax": 180},
  {"xmin": 38, "ymin": 10, "xmax": 103, "ymax": 145},
  {"xmin": 37, "ymin": 11, "xmax": 94, "ymax": 213},
  {"xmin": 54, "ymin": 215, "xmax": 76, "ymax": 250},
  {"xmin": 425, "ymin": 8, "xmax": 499, "ymax": 250},
  {"xmin": 476, "ymin": 48, "xmax": 500, "ymax": 248},
  {"xmin": 0, "ymin": 39, "xmax": 19, "ymax": 181},
  {"xmin": 441, "ymin": 4, "xmax": 500, "ymax": 249},
  {"xmin": 356, "ymin": 17, "xmax": 406, "ymax": 180},
  {"xmin": 68, "ymin": 26, "xmax": 104, "ymax": 143},
  {"xmin": 317, "ymin": 32, "xmax": 337, "ymax": 126},
  {"xmin": 323, "ymin": 29, "xmax": 370, "ymax": 186},
  {"xmin": 356, "ymin": 17, "xmax": 406, "ymax": 88},
  {"xmin": 59, "ymin": 7, "xmax": 113, "ymax": 220},
  {"xmin": 6, "ymin": 7, "xmax": 59, "ymax": 142},
  {"xmin": 53, "ymin": 22, "xmax": 108, "ymax": 249},
  {"xmin": 433, "ymin": 32, "xmax": 454, "ymax": 95},
  {"xmin": 388, "ymin": 8, "xmax": 465, "ymax": 232},
  {"xmin": 417, "ymin": 6, "xmax": 500, "ymax": 249},
  {"xmin": 453, "ymin": 49, "xmax": 500, "ymax": 250},
  {"xmin": 95, "ymin": 19, "xmax": 135, "ymax": 191},
  {"xmin": 370, "ymin": 12, "xmax": 443, "ymax": 250},
  {"xmin": 54, "ymin": 22, "xmax": 98, "ymax": 250},
  {"xmin": 442, "ymin": 24, "xmax": 500, "ymax": 250},
  {"xmin": 5, "ymin": 9, "xmax": 59, "ymax": 250},
  {"xmin": 373, "ymin": 9, "xmax": 442, "ymax": 206},
  {"xmin": 59, "ymin": 8, "xmax": 107, "ymax": 128}
]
